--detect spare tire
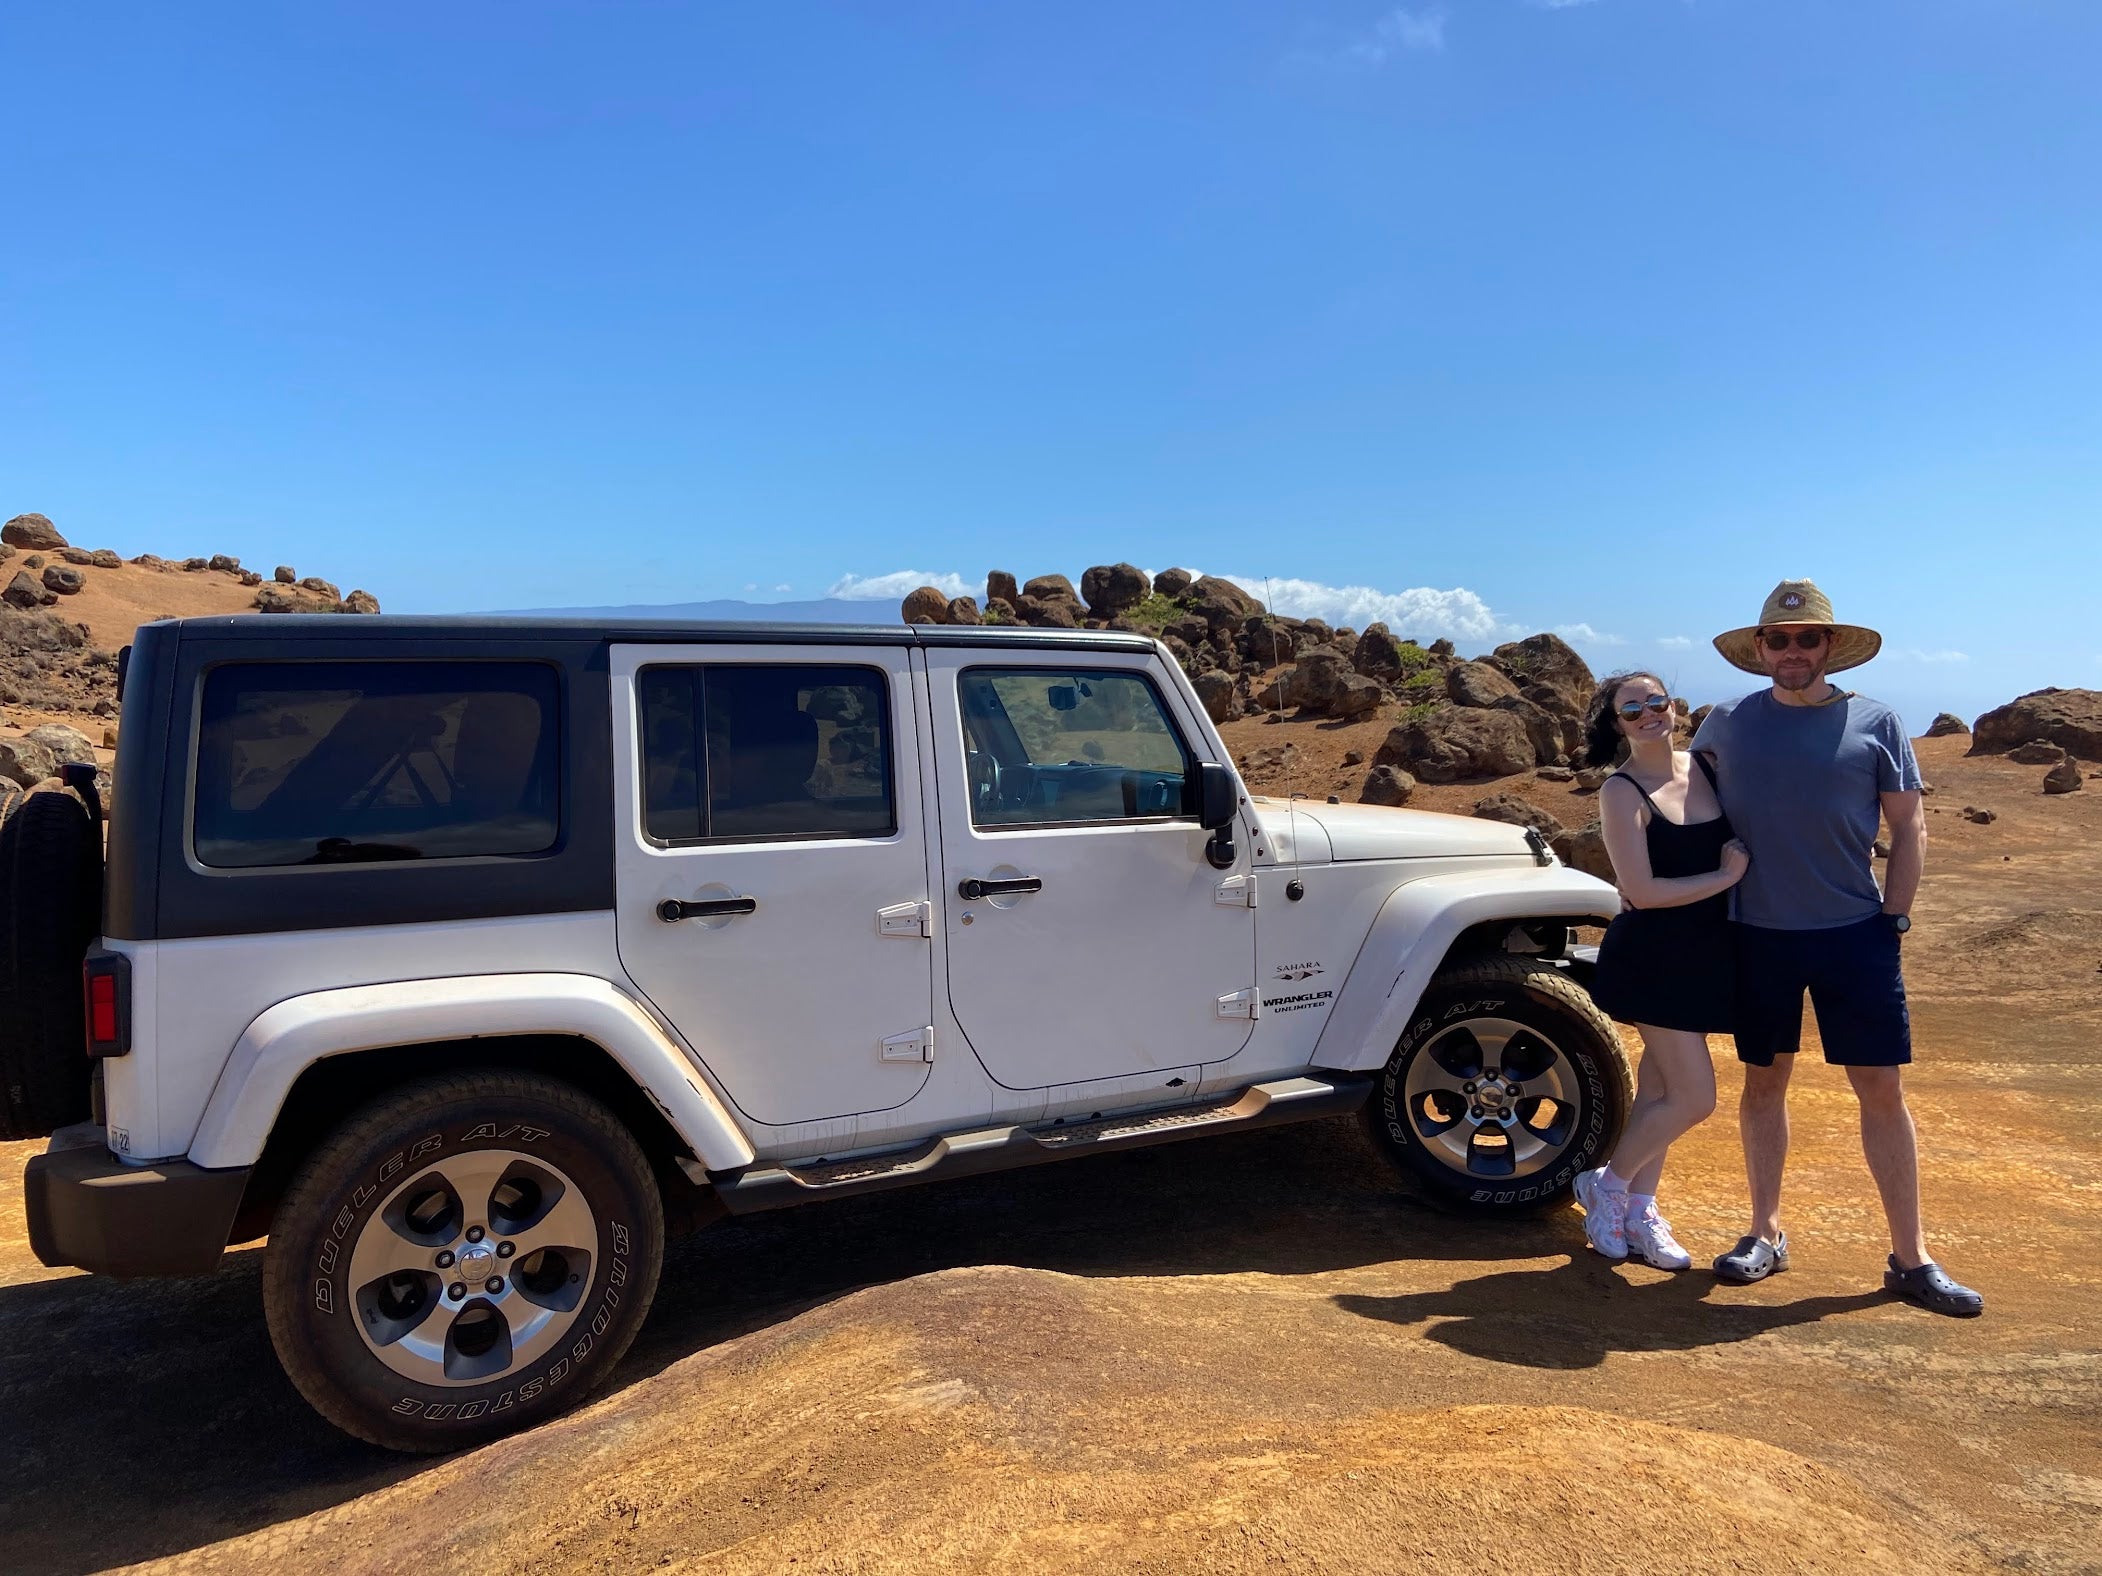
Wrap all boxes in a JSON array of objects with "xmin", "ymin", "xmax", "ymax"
[{"xmin": 0, "ymin": 788, "xmax": 103, "ymax": 1139}]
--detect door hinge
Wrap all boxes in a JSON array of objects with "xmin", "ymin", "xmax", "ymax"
[
  {"xmin": 881, "ymin": 1026, "xmax": 935, "ymax": 1063},
  {"xmin": 1216, "ymin": 987, "xmax": 1261, "ymax": 1020},
  {"xmin": 876, "ymin": 900, "xmax": 932, "ymax": 938},
  {"xmin": 1214, "ymin": 874, "xmax": 1258, "ymax": 908}
]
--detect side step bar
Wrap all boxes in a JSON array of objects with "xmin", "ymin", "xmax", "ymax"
[{"xmin": 705, "ymin": 1073, "xmax": 1373, "ymax": 1215}]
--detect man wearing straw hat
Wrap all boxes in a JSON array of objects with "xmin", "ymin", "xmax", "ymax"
[{"xmin": 1691, "ymin": 579, "xmax": 1983, "ymax": 1316}]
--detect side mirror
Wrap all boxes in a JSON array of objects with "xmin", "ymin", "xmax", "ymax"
[
  {"xmin": 1195, "ymin": 762, "xmax": 1240, "ymax": 870},
  {"xmin": 1196, "ymin": 761, "xmax": 1239, "ymax": 830}
]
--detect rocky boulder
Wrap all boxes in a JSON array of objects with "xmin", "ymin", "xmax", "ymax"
[
  {"xmin": 300, "ymin": 576, "xmax": 341, "ymax": 600},
  {"xmin": 1925, "ymin": 712, "xmax": 1968, "ymax": 738},
  {"xmin": 208, "ymin": 554, "xmax": 242, "ymax": 572},
  {"xmin": 1491, "ymin": 693, "xmax": 1567, "ymax": 767},
  {"xmin": 1192, "ymin": 670, "xmax": 1239, "ymax": 724},
  {"xmin": 41, "ymin": 566, "xmax": 84, "ymax": 596},
  {"xmin": 2, "ymin": 513, "xmax": 67, "ymax": 551},
  {"xmin": 274, "ymin": 565, "xmax": 297, "ymax": 584},
  {"xmin": 1551, "ymin": 819, "xmax": 1614, "ymax": 882},
  {"xmin": 1290, "ymin": 646, "xmax": 1383, "ymax": 720},
  {"xmin": 1447, "ymin": 661, "xmax": 1520, "ymax": 709},
  {"xmin": 1023, "ymin": 574, "xmax": 1081, "ymax": 605},
  {"xmin": 1359, "ymin": 764, "xmax": 1415, "ymax": 807},
  {"xmin": 254, "ymin": 585, "xmax": 315, "ymax": 614},
  {"xmin": 4, "ymin": 570, "xmax": 53, "ymax": 609},
  {"xmin": 1375, "ymin": 706, "xmax": 1537, "ymax": 783},
  {"xmin": 1153, "ymin": 567, "xmax": 1194, "ymax": 599},
  {"xmin": 1352, "ymin": 626, "xmax": 1414, "ymax": 684},
  {"xmin": 1492, "ymin": 632, "xmax": 1595, "ymax": 714},
  {"xmin": 945, "ymin": 595, "xmax": 982, "ymax": 625},
  {"xmin": 0, "ymin": 736, "xmax": 58, "ymax": 787},
  {"xmin": 986, "ymin": 571, "xmax": 1019, "ymax": 605},
  {"xmin": 1473, "ymin": 792, "xmax": 1564, "ymax": 841},
  {"xmin": 1971, "ymin": 689, "xmax": 2102, "ymax": 761},
  {"xmin": 1080, "ymin": 563, "xmax": 1150, "ymax": 618},
  {"xmin": 1012, "ymin": 593, "xmax": 1081, "ymax": 629},
  {"xmin": 1186, "ymin": 575, "xmax": 1263, "ymax": 636},
  {"xmin": 59, "ymin": 547, "xmax": 95, "ymax": 566},
  {"xmin": 342, "ymin": 589, "xmax": 381, "ymax": 614},
  {"xmin": 25, "ymin": 723, "xmax": 97, "ymax": 768},
  {"xmin": 900, "ymin": 585, "xmax": 951, "ymax": 624},
  {"xmin": 2006, "ymin": 739, "xmax": 2067, "ymax": 766},
  {"xmin": 2044, "ymin": 757, "xmax": 2083, "ymax": 795}
]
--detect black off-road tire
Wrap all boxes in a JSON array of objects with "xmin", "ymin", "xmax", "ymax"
[
  {"xmin": 0, "ymin": 788, "xmax": 103, "ymax": 1140},
  {"xmin": 1363, "ymin": 955, "xmax": 1633, "ymax": 1215},
  {"xmin": 262, "ymin": 1070, "xmax": 665, "ymax": 1453}
]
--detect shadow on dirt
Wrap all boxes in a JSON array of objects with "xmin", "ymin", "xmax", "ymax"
[
  {"xmin": 1336, "ymin": 1260, "xmax": 1889, "ymax": 1368},
  {"xmin": 0, "ymin": 1119, "xmax": 1877, "ymax": 1573}
]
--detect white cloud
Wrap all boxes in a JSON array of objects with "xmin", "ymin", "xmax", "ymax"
[
  {"xmin": 1893, "ymin": 648, "xmax": 1971, "ymax": 664},
  {"xmin": 773, "ymin": 583, "xmax": 793, "ymax": 593},
  {"xmin": 827, "ymin": 569, "xmax": 972, "ymax": 601},
  {"xmin": 1656, "ymin": 635, "xmax": 1694, "ymax": 649},
  {"xmin": 1341, "ymin": 7, "xmax": 1446, "ymax": 64},
  {"xmin": 1554, "ymin": 622, "xmax": 1626, "ymax": 646},
  {"xmin": 1210, "ymin": 574, "xmax": 1512, "ymax": 643},
  {"xmin": 1531, "ymin": 0, "xmax": 1602, "ymax": 8}
]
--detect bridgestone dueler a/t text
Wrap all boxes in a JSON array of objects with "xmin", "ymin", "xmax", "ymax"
[
  {"xmin": 1363, "ymin": 956, "xmax": 1632, "ymax": 1213},
  {"xmin": 262, "ymin": 1070, "xmax": 665, "ymax": 1453}
]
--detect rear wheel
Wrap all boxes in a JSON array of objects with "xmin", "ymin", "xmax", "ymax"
[
  {"xmin": 1363, "ymin": 956, "xmax": 1632, "ymax": 1214},
  {"xmin": 263, "ymin": 1070, "xmax": 665, "ymax": 1452}
]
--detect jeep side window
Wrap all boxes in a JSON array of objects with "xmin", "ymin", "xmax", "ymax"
[
  {"xmin": 637, "ymin": 664, "xmax": 894, "ymax": 844},
  {"xmin": 192, "ymin": 661, "xmax": 561, "ymax": 868},
  {"xmin": 958, "ymin": 668, "xmax": 1193, "ymax": 827}
]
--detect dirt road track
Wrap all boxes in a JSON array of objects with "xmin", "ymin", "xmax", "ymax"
[{"xmin": 1, "ymin": 739, "xmax": 2096, "ymax": 1574}]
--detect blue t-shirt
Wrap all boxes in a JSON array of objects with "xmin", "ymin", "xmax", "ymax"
[{"xmin": 1690, "ymin": 688, "xmax": 1921, "ymax": 931}]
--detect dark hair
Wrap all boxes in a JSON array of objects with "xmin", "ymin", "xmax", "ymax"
[{"xmin": 1580, "ymin": 670, "xmax": 1667, "ymax": 769}]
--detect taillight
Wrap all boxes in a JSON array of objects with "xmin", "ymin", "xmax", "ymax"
[{"xmin": 82, "ymin": 951, "xmax": 131, "ymax": 1059}]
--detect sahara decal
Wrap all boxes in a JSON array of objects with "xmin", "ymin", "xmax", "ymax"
[{"xmin": 1273, "ymin": 961, "xmax": 1325, "ymax": 983}]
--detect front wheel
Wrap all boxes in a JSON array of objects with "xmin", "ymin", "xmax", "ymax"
[
  {"xmin": 1363, "ymin": 956, "xmax": 1633, "ymax": 1214},
  {"xmin": 263, "ymin": 1070, "xmax": 665, "ymax": 1453}
]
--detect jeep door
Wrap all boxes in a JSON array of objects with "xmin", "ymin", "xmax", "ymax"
[
  {"xmin": 923, "ymin": 650, "xmax": 1257, "ymax": 1089},
  {"xmin": 610, "ymin": 644, "xmax": 935, "ymax": 1126}
]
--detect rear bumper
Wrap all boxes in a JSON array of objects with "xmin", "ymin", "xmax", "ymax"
[{"xmin": 25, "ymin": 1125, "xmax": 250, "ymax": 1279}]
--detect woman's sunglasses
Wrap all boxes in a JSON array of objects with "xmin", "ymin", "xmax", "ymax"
[
  {"xmin": 1760, "ymin": 628, "xmax": 1829, "ymax": 652},
  {"xmin": 1615, "ymin": 694, "xmax": 1673, "ymax": 721}
]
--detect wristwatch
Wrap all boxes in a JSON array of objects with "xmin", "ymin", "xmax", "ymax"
[{"xmin": 1886, "ymin": 913, "xmax": 1911, "ymax": 936}]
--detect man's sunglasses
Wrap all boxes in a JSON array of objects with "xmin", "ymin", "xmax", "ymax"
[
  {"xmin": 1616, "ymin": 694, "xmax": 1673, "ymax": 721},
  {"xmin": 1760, "ymin": 628, "xmax": 1829, "ymax": 652}
]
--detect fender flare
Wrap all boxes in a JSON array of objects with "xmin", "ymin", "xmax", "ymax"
[
  {"xmin": 1310, "ymin": 868, "xmax": 1619, "ymax": 1074},
  {"xmin": 187, "ymin": 973, "xmax": 756, "ymax": 1172}
]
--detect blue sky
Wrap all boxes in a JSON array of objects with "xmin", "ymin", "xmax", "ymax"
[{"xmin": 6, "ymin": 1, "xmax": 2098, "ymax": 728}]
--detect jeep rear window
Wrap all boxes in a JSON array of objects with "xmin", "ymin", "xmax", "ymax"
[
  {"xmin": 193, "ymin": 661, "xmax": 561, "ymax": 868},
  {"xmin": 638, "ymin": 664, "xmax": 894, "ymax": 843}
]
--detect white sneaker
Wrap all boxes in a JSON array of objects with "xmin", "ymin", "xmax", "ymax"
[
  {"xmin": 1626, "ymin": 1204, "xmax": 1693, "ymax": 1271},
  {"xmin": 1573, "ymin": 1168, "xmax": 1628, "ymax": 1261}
]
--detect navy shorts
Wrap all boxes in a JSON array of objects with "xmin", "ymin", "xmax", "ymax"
[{"xmin": 1733, "ymin": 916, "xmax": 1912, "ymax": 1068}]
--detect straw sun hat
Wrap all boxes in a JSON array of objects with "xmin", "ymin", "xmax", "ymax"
[{"xmin": 1712, "ymin": 578, "xmax": 1883, "ymax": 676}]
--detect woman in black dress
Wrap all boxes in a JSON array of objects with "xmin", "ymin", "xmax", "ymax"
[{"xmin": 1574, "ymin": 672, "xmax": 1749, "ymax": 1271}]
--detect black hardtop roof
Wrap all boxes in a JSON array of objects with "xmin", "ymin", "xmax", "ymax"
[{"xmin": 154, "ymin": 613, "xmax": 1162, "ymax": 654}]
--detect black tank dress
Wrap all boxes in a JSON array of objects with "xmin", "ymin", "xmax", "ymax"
[{"xmin": 1588, "ymin": 755, "xmax": 1736, "ymax": 1034}]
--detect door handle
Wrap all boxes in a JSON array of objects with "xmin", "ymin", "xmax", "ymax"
[
  {"xmin": 957, "ymin": 876, "xmax": 1042, "ymax": 900},
  {"xmin": 657, "ymin": 896, "xmax": 758, "ymax": 923}
]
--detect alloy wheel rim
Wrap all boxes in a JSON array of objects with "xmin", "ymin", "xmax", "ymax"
[
  {"xmin": 344, "ymin": 1148, "xmax": 600, "ymax": 1387},
  {"xmin": 1400, "ymin": 1015, "xmax": 1584, "ymax": 1181}
]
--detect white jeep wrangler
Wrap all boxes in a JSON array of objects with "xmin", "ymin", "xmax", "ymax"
[{"xmin": 11, "ymin": 615, "xmax": 1625, "ymax": 1451}]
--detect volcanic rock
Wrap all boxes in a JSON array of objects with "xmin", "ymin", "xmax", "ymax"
[
  {"xmin": 299, "ymin": 576, "xmax": 341, "ymax": 600},
  {"xmin": 0, "ymin": 737, "xmax": 58, "ymax": 787},
  {"xmin": 1192, "ymin": 670, "xmax": 1239, "ymax": 724},
  {"xmin": 1925, "ymin": 712, "xmax": 1969, "ymax": 738},
  {"xmin": 1023, "ymin": 574, "xmax": 1081, "ymax": 605},
  {"xmin": 1491, "ymin": 632, "xmax": 1595, "ymax": 714},
  {"xmin": 1971, "ymin": 689, "xmax": 2102, "ymax": 761},
  {"xmin": 41, "ymin": 566, "xmax": 84, "ymax": 596},
  {"xmin": 208, "ymin": 554, "xmax": 241, "ymax": 572},
  {"xmin": 945, "ymin": 595, "xmax": 982, "ymax": 625},
  {"xmin": 1359, "ymin": 764, "xmax": 1415, "ymax": 807},
  {"xmin": 986, "ymin": 571, "xmax": 1019, "ymax": 606},
  {"xmin": 1447, "ymin": 661, "xmax": 1521, "ymax": 709},
  {"xmin": 1153, "ymin": 568, "xmax": 1194, "ymax": 599},
  {"xmin": 1187, "ymin": 576, "xmax": 1263, "ymax": 636},
  {"xmin": 1375, "ymin": 707, "xmax": 1536, "ymax": 783},
  {"xmin": 1473, "ymin": 792, "xmax": 1565, "ymax": 840},
  {"xmin": 3, "ymin": 570, "xmax": 53, "ymax": 609},
  {"xmin": 2, "ymin": 513, "xmax": 66, "ymax": 551},
  {"xmin": 342, "ymin": 589, "xmax": 381, "ymax": 614},
  {"xmin": 1013, "ymin": 593, "xmax": 1080, "ymax": 629},
  {"xmin": 1551, "ymin": 819, "xmax": 1614, "ymax": 882},
  {"xmin": 1080, "ymin": 563, "xmax": 1150, "ymax": 618},
  {"xmin": 2007, "ymin": 740, "xmax": 2067, "ymax": 766},
  {"xmin": 25, "ymin": 723, "xmax": 96, "ymax": 768},
  {"xmin": 2043, "ymin": 758, "xmax": 2083, "ymax": 795},
  {"xmin": 274, "ymin": 565, "xmax": 297, "ymax": 584},
  {"xmin": 900, "ymin": 586, "xmax": 951, "ymax": 624}
]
